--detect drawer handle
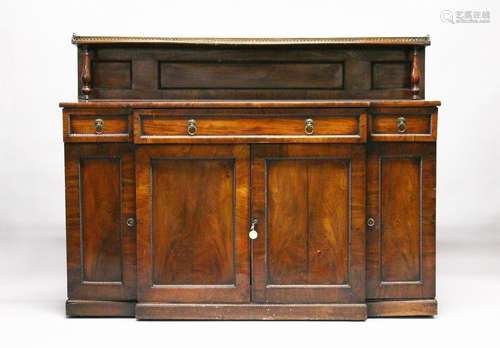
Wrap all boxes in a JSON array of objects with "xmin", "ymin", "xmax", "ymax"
[
  {"xmin": 305, "ymin": 118, "xmax": 314, "ymax": 135},
  {"xmin": 187, "ymin": 119, "xmax": 197, "ymax": 136},
  {"xmin": 397, "ymin": 116, "xmax": 407, "ymax": 133},
  {"xmin": 95, "ymin": 118, "xmax": 104, "ymax": 134}
]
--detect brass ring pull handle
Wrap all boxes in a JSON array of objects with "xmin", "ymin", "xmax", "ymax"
[
  {"xmin": 305, "ymin": 118, "xmax": 314, "ymax": 135},
  {"xmin": 397, "ymin": 116, "xmax": 407, "ymax": 133},
  {"xmin": 187, "ymin": 119, "xmax": 197, "ymax": 136},
  {"xmin": 95, "ymin": 118, "xmax": 104, "ymax": 134},
  {"xmin": 249, "ymin": 218, "xmax": 258, "ymax": 240}
]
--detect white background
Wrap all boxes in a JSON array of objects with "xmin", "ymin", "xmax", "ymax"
[{"xmin": 1, "ymin": 0, "xmax": 499, "ymax": 346}]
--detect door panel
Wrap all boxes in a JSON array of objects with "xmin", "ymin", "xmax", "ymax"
[
  {"xmin": 367, "ymin": 143, "xmax": 436, "ymax": 299},
  {"xmin": 380, "ymin": 157, "xmax": 421, "ymax": 282},
  {"xmin": 65, "ymin": 144, "xmax": 136, "ymax": 300},
  {"xmin": 137, "ymin": 145, "xmax": 250, "ymax": 303},
  {"xmin": 251, "ymin": 144, "xmax": 366, "ymax": 303},
  {"xmin": 151, "ymin": 158, "xmax": 235, "ymax": 285},
  {"xmin": 266, "ymin": 159, "xmax": 349, "ymax": 285},
  {"xmin": 81, "ymin": 158, "xmax": 122, "ymax": 282}
]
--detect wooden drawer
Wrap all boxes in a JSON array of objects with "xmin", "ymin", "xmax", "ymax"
[
  {"xmin": 63, "ymin": 109, "xmax": 131, "ymax": 142},
  {"xmin": 369, "ymin": 107, "xmax": 437, "ymax": 142},
  {"xmin": 134, "ymin": 108, "xmax": 367, "ymax": 143}
]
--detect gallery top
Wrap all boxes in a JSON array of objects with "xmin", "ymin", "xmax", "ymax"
[
  {"xmin": 72, "ymin": 35, "xmax": 431, "ymax": 46},
  {"xmin": 72, "ymin": 35, "xmax": 430, "ymax": 101}
]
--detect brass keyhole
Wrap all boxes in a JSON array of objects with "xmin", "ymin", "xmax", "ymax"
[
  {"xmin": 249, "ymin": 218, "xmax": 258, "ymax": 240},
  {"xmin": 126, "ymin": 217, "xmax": 135, "ymax": 227}
]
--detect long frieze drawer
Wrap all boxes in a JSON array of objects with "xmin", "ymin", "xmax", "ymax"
[
  {"xmin": 369, "ymin": 107, "xmax": 438, "ymax": 142},
  {"xmin": 63, "ymin": 109, "xmax": 131, "ymax": 142},
  {"xmin": 133, "ymin": 108, "xmax": 367, "ymax": 143}
]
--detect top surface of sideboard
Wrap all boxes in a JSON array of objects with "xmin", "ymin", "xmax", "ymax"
[{"xmin": 74, "ymin": 35, "xmax": 429, "ymax": 101}]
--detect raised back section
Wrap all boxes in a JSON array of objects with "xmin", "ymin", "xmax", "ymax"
[{"xmin": 74, "ymin": 36, "xmax": 429, "ymax": 101}]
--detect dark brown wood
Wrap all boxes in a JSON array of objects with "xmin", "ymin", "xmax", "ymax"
[
  {"xmin": 411, "ymin": 47, "xmax": 421, "ymax": 99},
  {"xmin": 66, "ymin": 300, "xmax": 135, "ymax": 317},
  {"xmin": 80, "ymin": 45, "xmax": 91, "ymax": 100},
  {"xmin": 73, "ymin": 37, "xmax": 429, "ymax": 100},
  {"xmin": 372, "ymin": 114, "xmax": 430, "ymax": 134},
  {"xmin": 159, "ymin": 61, "xmax": 344, "ymax": 89},
  {"xmin": 366, "ymin": 143, "xmax": 436, "ymax": 299},
  {"xmin": 136, "ymin": 303, "xmax": 367, "ymax": 320},
  {"xmin": 63, "ymin": 108, "xmax": 132, "ymax": 142},
  {"xmin": 93, "ymin": 60, "xmax": 132, "ymax": 89},
  {"xmin": 369, "ymin": 107, "xmax": 438, "ymax": 142},
  {"xmin": 367, "ymin": 299, "xmax": 437, "ymax": 317},
  {"xmin": 251, "ymin": 144, "xmax": 365, "ymax": 303},
  {"xmin": 133, "ymin": 108, "xmax": 367, "ymax": 144},
  {"xmin": 151, "ymin": 159, "xmax": 234, "ymax": 285},
  {"xmin": 136, "ymin": 145, "xmax": 250, "ymax": 303},
  {"xmin": 62, "ymin": 37, "xmax": 440, "ymax": 320},
  {"xmin": 60, "ymin": 100, "xmax": 440, "ymax": 109},
  {"xmin": 372, "ymin": 61, "xmax": 410, "ymax": 90},
  {"xmin": 65, "ymin": 144, "xmax": 136, "ymax": 300}
]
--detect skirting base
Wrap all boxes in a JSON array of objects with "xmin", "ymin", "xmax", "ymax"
[
  {"xmin": 367, "ymin": 299, "xmax": 437, "ymax": 317},
  {"xmin": 65, "ymin": 299, "xmax": 437, "ymax": 319},
  {"xmin": 66, "ymin": 300, "xmax": 135, "ymax": 317},
  {"xmin": 135, "ymin": 303, "xmax": 367, "ymax": 320}
]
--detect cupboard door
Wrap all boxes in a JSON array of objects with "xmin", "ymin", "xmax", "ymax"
[
  {"xmin": 251, "ymin": 144, "xmax": 366, "ymax": 303},
  {"xmin": 65, "ymin": 144, "xmax": 136, "ymax": 300},
  {"xmin": 366, "ymin": 143, "xmax": 436, "ymax": 299},
  {"xmin": 136, "ymin": 145, "xmax": 250, "ymax": 303}
]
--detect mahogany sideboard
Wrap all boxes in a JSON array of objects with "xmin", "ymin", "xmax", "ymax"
[{"xmin": 61, "ymin": 35, "xmax": 440, "ymax": 320}]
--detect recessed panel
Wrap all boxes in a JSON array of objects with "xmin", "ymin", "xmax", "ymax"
[
  {"xmin": 372, "ymin": 62, "xmax": 411, "ymax": 89},
  {"xmin": 139, "ymin": 115, "xmax": 360, "ymax": 136},
  {"xmin": 81, "ymin": 158, "xmax": 122, "ymax": 282},
  {"xmin": 93, "ymin": 61, "xmax": 132, "ymax": 89},
  {"xmin": 372, "ymin": 114, "xmax": 431, "ymax": 134},
  {"xmin": 380, "ymin": 157, "xmax": 421, "ymax": 282},
  {"xmin": 151, "ymin": 159, "xmax": 235, "ymax": 285},
  {"xmin": 70, "ymin": 114, "xmax": 129, "ymax": 135},
  {"xmin": 159, "ymin": 61, "xmax": 344, "ymax": 89},
  {"xmin": 267, "ymin": 159, "xmax": 350, "ymax": 285}
]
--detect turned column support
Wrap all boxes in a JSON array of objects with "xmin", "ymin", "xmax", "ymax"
[
  {"xmin": 80, "ymin": 45, "xmax": 92, "ymax": 101},
  {"xmin": 410, "ymin": 46, "xmax": 421, "ymax": 100}
]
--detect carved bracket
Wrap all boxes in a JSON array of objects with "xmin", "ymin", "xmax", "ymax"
[
  {"xmin": 410, "ymin": 46, "xmax": 421, "ymax": 100},
  {"xmin": 80, "ymin": 45, "xmax": 92, "ymax": 101}
]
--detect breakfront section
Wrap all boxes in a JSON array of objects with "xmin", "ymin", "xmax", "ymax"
[
  {"xmin": 61, "ymin": 35, "xmax": 440, "ymax": 320},
  {"xmin": 366, "ymin": 104, "xmax": 438, "ymax": 317},
  {"xmin": 366, "ymin": 143, "xmax": 436, "ymax": 315},
  {"xmin": 64, "ymin": 143, "xmax": 136, "ymax": 316}
]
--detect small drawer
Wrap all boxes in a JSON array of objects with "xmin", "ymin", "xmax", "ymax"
[
  {"xmin": 369, "ymin": 107, "xmax": 437, "ymax": 142},
  {"xmin": 134, "ymin": 108, "xmax": 367, "ymax": 143},
  {"xmin": 63, "ymin": 109, "xmax": 131, "ymax": 142}
]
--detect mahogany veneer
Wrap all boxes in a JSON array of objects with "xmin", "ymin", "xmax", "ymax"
[{"xmin": 62, "ymin": 36, "xmax": 440, "ymax": 320}]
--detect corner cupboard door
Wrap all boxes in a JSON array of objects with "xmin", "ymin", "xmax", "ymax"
[
  {"xmin": 136, "ymin": 145, "xmax": 250, "ymax": 303},
  {"xmin": 251, "ymin": 144, "xmax": 366, "ymax": 303},
  {"xmin": 366, "ymin": 143, "xmax": 436, "ymax": 299},
  {"xmin": 65, "ymin": 144, "xmax": 136, "ymax": 300}
]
